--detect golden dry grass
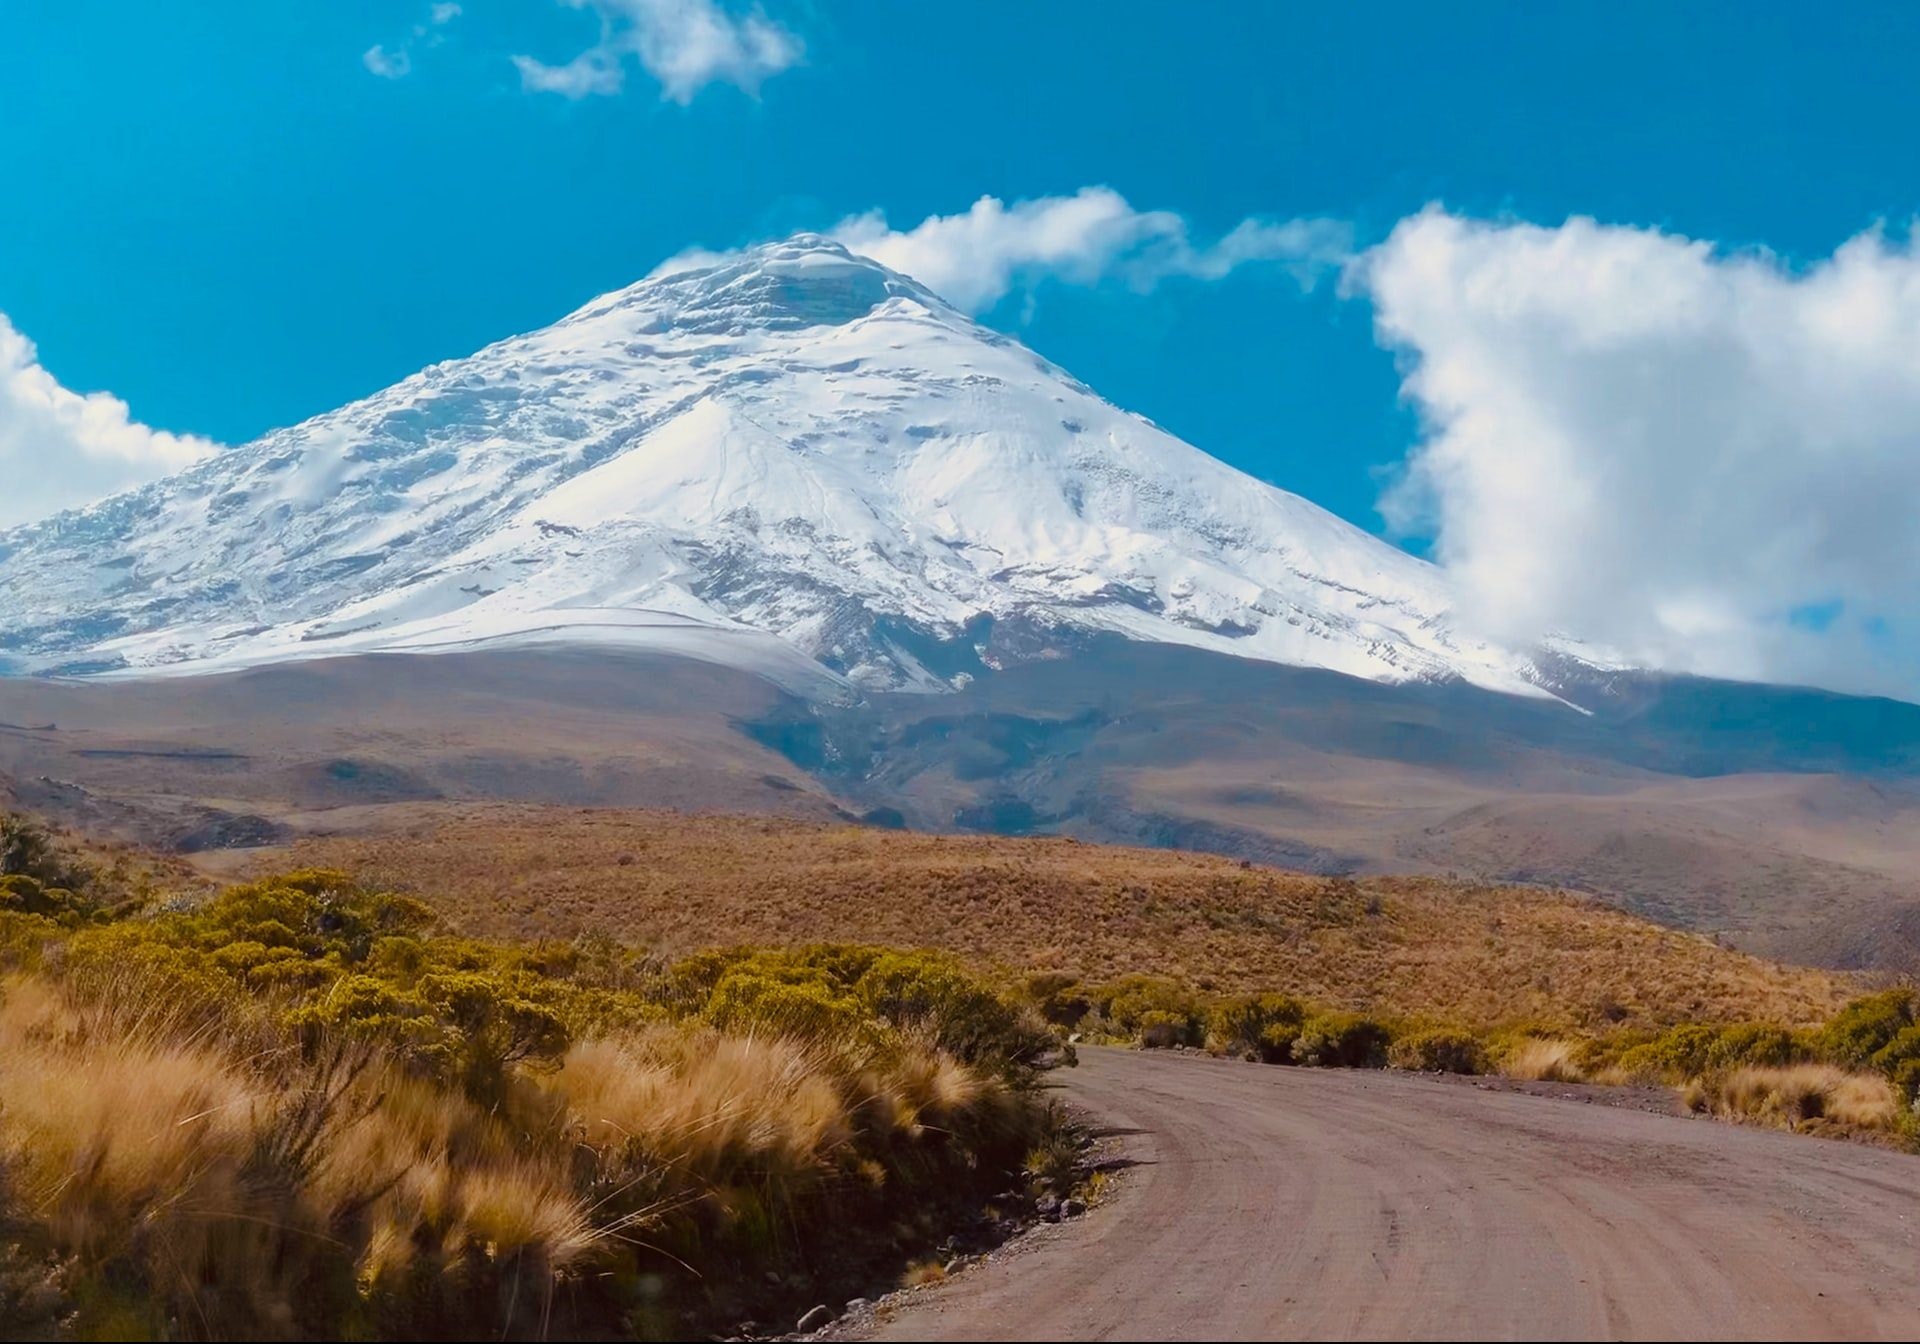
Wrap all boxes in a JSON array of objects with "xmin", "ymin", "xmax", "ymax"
[
  {"xmin": 1685, "ymin": 1063, "xmax": 1903, "ymax": 1134},
  {"xmin": 0, "ymin": 956, "xmax": 1045, "ymax": 1338},
  {"xmin": 1499, "ymin": 1038, "xmax": 1587, "ymax": 1082},
  {"xmin": 283, "ymin": 803, "xmax": 1854, "ymax": 1031},
  {"xmin": 0, "ymin": 973, "xmax": 601, "ymax": 1331},
  {"xmin": 901, "ymin": 1259, "xmax": 949, "ymax": 1288}
]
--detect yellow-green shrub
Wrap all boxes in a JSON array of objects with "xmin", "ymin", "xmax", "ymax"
[
  {"xmin": 855, "ymin": 950, "xmax": 1053, "ymax": 1067},
  {"xmin": 1093, "ymin": 976, "xmax": 1207, "ymax": 1047},
  {"xmin": 1706, "ymin": 1022, "xmax": 1806, "ymax": 1071},
  {"xmin": 1388, "ymin": 1026, "xmax": 1483, "ymax": 1074},
  {"xmin": 1209, "ymin": 993, "xmax": 1307, "ymax": 1062},
  {"xmin": 704, "ymin": 968, "xmax": 872, "ymax": 1043},
  {"xmin": 1868, "ymin": 1023, "xmax": 1920, "ymax": 1098},
  {"xmin": 1021, "ymin": 971, "xmax": 1091, "ymax": 1028},
  {"xmin": 1612, "ymin": 1023, "xmax": 1724, "ymax": 1081},
  {"xmin": 1819, "ymin": 990, "xmax": 1916, "ymax": 1069},
  {"xmin": 1292, "ymin": 1012, "xmax": 1390, "ymax": 1068}
]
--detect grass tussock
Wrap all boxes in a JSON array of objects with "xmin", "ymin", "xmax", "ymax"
[
  {"xmin": 1685, "ymin": 1064, "xmax": 1904, "ymax": 1136},
  {"xmin": 286, "ymin": 804, "xmax": 1853, "ymax": 1032},
  {"xmin": 1498, "ymin": 1038, "xmax": 1587, "ymax": 1083},
  {"xmin": 0, "ymin": 846, "xmax": 1069, "ymax": 1340},
  {"xmin": 900, "ymin": 1259, "xmax": 949, "ymax": 1288}
]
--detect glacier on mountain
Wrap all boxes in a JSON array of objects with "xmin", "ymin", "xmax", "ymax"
[{"xmin": 0, "ymin": 235, "xmax": 1567, "ymax": 699}]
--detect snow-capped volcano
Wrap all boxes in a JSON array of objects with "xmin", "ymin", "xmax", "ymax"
[{"xmin": 0, "ymin": 235, "xmax": 1561, "ymax": 697}]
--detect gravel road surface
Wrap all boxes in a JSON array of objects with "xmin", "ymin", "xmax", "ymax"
[{"xmin": 862, "ymin": 1046, "xmax": 1920, "ymax": 1340}]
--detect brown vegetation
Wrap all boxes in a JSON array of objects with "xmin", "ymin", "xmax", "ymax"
[
  {"xmin": 284, "ymin": 804, "xmax": 1854, "ymax": 1031},
  {"xmin": 0, "ymin": 846, "xmax": 1069, "ymax": 1340},
  {"xmin": 1498, "ymin": 1037, "xmax": 1586, "ymax": 1082},
  {"xmin": 1684, "ymin": 1064, "xmax": 1904, "ymax": 1137}
]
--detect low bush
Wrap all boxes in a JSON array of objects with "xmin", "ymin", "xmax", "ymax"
[
  {"xmin": 1706, "ymin": 1022, "xmax": 1807, "ymax": 1071},
  {"xmin": 855, "ymin": 949, "xmax": 1055, "ymax": 1067},
  {"xmin": 1291, "ymin": 1011, "xmax": 1390, "ymax": 1069},
  {"xmin": 1209, "ymin": 992, "xmax": 1308, "ymax": 1062},
  {"xmin": 1868, "ymin": 1024, "xmax": 1920, "ymax": 1099},
  {"xmin": 1610, "ymin": 1023, "xmax": 1722, "ymax": 1081},
  {"xmin": 0, "ymin": 815, "xmax": 75, "ymax": 888},
  {"xmin": 1818, "ymin": 989, "xmax": 1916, "ymax": 1069},
  {"xmin": 1021, "ymin": 971, "xmax": 1091, "ymax": 1029},
  {"xmin": 1092, "ymin": 976, "xmax": 1208, "ymax": 1048},
  {"xmin": 0, "ymin": 814, "xmax": 139, "ymax": 932},
  {"xmin": 1388, "ymin": 1026, "xmax": 1483, "ymax": 1074}
]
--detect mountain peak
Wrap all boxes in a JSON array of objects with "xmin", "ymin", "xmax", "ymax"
[
  {"xmin": 0, "ymin": 235, "xmax": 1574, "ymax": 701},
  {"xmin": 585, "ymin": 233, "xmax": 941, "ymax": 337}
]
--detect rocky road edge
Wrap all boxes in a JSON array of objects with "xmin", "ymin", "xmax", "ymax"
[{"xmin": 754, "ymin": 1099, "xmax": 1127, "ymax": 1342}]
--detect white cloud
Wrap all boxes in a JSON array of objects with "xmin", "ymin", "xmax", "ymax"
[
  {"xmin": 362, "ymin": 43, "xmax": 412, "ymax": 79},
  {"xmin": 363, "ymin": 2, "xmax": 462, "ymax": 79},
  {"xmin": 0, "ymin": 314, "xmax": 220, "ymax": 530},
  {"xmin": 514, "ymin": 0, "xmax": 800, "ymax": 104},
  {"xmin": 1357, "ymin": 208, "xmax": 1920, "ymax": 697},
  {"xmin": 831, "ymin": 190, "xmax": 1351, "ymax": 313},
  {"xmin": 513, "ymin": 48, "xmax": 623, "ymax": 97},
  {"xmin": 681, "ymin": 188, "xmax": 1339, "ymax": 313}
]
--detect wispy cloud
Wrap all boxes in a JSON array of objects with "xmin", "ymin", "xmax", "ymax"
[
  {"xmin": 362, "ymin": 1, "xmax": 463, "ymax": 80},
  {"xmin": 829, "ymin": 189, "xmax": 1352, "ymax": 313},
  {"xmin": 1357, "ymin": 209, "xmax": 1920, "ymax": 696},
  {"xmin": 650, "ymin": 189, "xmax": 1352, "ymax": 313},
  {"xmin": 514, "ymin": 0, "xmax": 801, "ymax": 104},
  {"xmin": 363, "ymin": 44, "xmax": 412, "ymax": 79},
  {"xmin": 0, "ymin": 314, "xmax": 220, "ymax": 529},
  {"xmin": 512, "ymin": 47, "xmax": 623, "ymax": 98}
]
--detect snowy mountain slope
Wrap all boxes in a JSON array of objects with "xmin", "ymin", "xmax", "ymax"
[{"xmin": 0, "ymin": 235, "xmax": 1567, "ymax": 698}]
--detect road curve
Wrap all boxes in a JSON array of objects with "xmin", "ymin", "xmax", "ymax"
[{"xmin": 866, "ymin": 1047, "xmax": 1920, "ymax": 1341}]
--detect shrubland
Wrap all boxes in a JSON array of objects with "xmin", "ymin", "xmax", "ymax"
[
  {"xmin": 288, "ymin": 808, "xmax": 1920, "ymax": 1148},
  {"xmin": 289, "ymin": 804, "xmax": 1852, "ymax": 1031},
  {"xmin": 4, "ymin": 802, "xmax": 1910, "ymax": 1340},
  {"xmin": 0, "ymin": 816, "xmax": 1072, "ymax": 1341},
  {"xmin": 1033, "ymin": 969, "xmax": 1920, "ymax": 1147}
]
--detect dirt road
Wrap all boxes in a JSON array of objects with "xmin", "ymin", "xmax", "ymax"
[{"xmin": 864, "ymin": 1047, "xmax": 1920, "ymax": 1341}]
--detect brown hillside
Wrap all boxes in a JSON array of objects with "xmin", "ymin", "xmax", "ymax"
[{"xmin": 282, "ymin": 804, "xmax": 1853, "ymax": 1030}]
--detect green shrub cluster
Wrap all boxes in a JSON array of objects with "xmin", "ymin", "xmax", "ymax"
[
  {"xmin": 0, "ymin": 862, "xmax": 1072, "ymax": 1338},
  {"xmin": 1085, "ymin": 976, "xmax": 1209, "ymax": 1048},
  {"xmin": 1291, "ymin": 1011, "xmax": 1391, "ymax": 1068},
  {"xmin": 0, "ymin": 814, "xmax": 129, "ymax": 935},
  {"xmin": 1069, "ymin": 968, "xmax": 1920, "ymax": 1112},
  {"xmin": 1820, "ymin": 989, "xmax": 1914, "ymax": 1065},
  {"xmin": 1592, "ymin": 1000, "xmax": 1920, "ymax": 1099},
  {"xmin": 1599, "ymin": 1021, "xmax": 1804, "ymax": 1082},
  {"xmin": 26, "ymin": 873, "xmax": 1059, "ymax": 1101},
  {"xmin": 1068, "ymin": 975, "xmax": 1402, "ymax": 1071},
  {"xmin": 1021, "ymin": 970, "xmax": 1092, "ymax": 1028},
  {"xmin": 1387, "ymin": 1027, "xmax": 1484, "ymax": 1074},
  {"xmin": 673, "ymin": 944, "xmax": 1056, "ymax": 1072},
  {"xmin": 1208, "ymin": 992, "xmax": 1308, "ymax": 1062},
  {"xmin": 1812, "ymin": 989, "xmax": 1920, "ymax": 1097}
]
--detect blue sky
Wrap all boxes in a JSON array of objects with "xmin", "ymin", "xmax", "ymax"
[{"xmin": 4, "ymin": 2, "xmax": 1920, "ymax": 694}]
